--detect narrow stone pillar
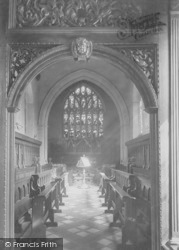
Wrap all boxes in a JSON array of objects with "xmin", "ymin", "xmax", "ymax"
[
  {"xmin": 149, "ymin": 110, "xmax": 161, "ymax": 250},
  {"xmin": 0, "ymin": 0, "xmax": 8, "ymax": 238},
  {"xmin": 170, "ymin": 12, "xmax": 179, "ymax": 246},
  {"xmin": 6, "ymin": 108, "xmax": 16, "ymax": 238},
  {"xmin": 38, "ymin": 124, "xmax": 48, "ymax": 165}
]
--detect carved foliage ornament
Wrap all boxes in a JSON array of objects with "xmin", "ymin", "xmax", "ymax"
[
  {"xmin": 71, "ymin": 38, "xmax": 93, "ymax": 61},
  {"xmin": 8, "ymin": 45, "xmax": 157, "ymax": 96},
  {"xmin": 9, "ymin": 45, "xmax": 57, "ymax": 93},
  {"xmin": 123, "ymin": 48, "xmax": 157, "ymax": 94},
  {"xmin": 109, "ymin": 45, "xmax": 157, "ymax": 94},
  {"xmin": 124, "ymin": 48, "xmax": 155, "ymax": 91},
  {"xmin": 125, "ymin": 48, "xmax": 158, "ymax": 93},
  {"xmin": 16, "ymin": 0, "xmax": 143, "ymax": 28}
]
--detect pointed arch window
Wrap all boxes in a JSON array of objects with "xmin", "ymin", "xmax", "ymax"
[{"xmin": 63, "ymin": 83, "xmax": 104, "ymax": 153}]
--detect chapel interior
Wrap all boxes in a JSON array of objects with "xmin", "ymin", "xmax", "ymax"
[{"xmin": 0, "ymin": 0, "xmax": 179, "ymax": 250}]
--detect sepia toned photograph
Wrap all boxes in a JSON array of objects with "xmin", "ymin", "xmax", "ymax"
[{"xmin": 0, "ymin": 0, "xmax": 178, "ymax": 249}]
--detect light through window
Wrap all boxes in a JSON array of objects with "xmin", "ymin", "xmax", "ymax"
[{"xmin": 63, "ymin": 83, "xmax": 104, "ymax": 153}]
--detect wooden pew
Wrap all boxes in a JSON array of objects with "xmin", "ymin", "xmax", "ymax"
[
  {"xmin": 122, "ymin": 197, "xmax": 151, "ymax": 249},
  {"xmin": 57, "ymin": 172, "xmax": 68, "ymax": 206},
  {"xmin": 107, "ymin": 169, "xmax": 151, "ymax": 249},
  {"xmin": 31, "ymin": 178, "xmax": 61, "ymax": 237},
  {"xmin": 15, "ymin": 172, "xmax": 33, "ymax": 238},
  {"xmin": 15, "ymin": 168, "xmax": 67, "ymax": 238},
  {"xmin": 111, "ymin": 169, "xmax": 132, "ymax": 190},
  {"xmin": 15, "ymin": 172, "xmax": 46, "ymax": 238},
  {"xmin": 52, "ymin": 164, "xmax": 68, "ymax": 205},
  {"xmin": 105, "ymin": 169, "xmax": 136, "ymax": 219},
  {"xmin": 99, "ymin": 172, "xmax": 115, "ymax": 207},
  {"xmin": 135, "ymin": 175, "xmax": 151, "ymax": 201},
  {"xmin": 107, "ymin": 182, "xmax": 136, "ymax": 226},
  {"xmin": 99, "ymin": 173, "xmax": 107, "ymax": 198},
  {"xmin": 15, "ymin": 197, "xmax": 33, "ymax": 238},
  {"xmin": 38, "ymin": 169, "xmax": 53, "ymax": 187}
]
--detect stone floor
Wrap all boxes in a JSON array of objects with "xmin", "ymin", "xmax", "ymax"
[{"xmin": 46, "ymin": 183, "xmax": 128, "ymax": 250}]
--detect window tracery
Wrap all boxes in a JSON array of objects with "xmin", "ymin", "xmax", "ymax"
[{"xmin": 63, "ymin": 83, "xmax": 104, "ymax": 153}]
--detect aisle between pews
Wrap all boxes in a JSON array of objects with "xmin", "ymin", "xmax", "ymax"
[{"xmin": 46, "ymin": 185, "xmax": 127, "ymax": 250}]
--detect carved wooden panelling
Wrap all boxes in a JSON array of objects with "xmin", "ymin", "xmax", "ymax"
[
  {"xmin": 108, "ymin": 45, "xmax": 158, "ymax": 94},
  {"xmin": 15, "ymin": 132, "xmax": 41, "ymax": 168},
  {"xmin": 9, "ymin": 45, "xmax": 58, "ymax": 93},
  {"xmin": 16, "ymin": 0, "xmax": 143, "ymax": 28},
  {"xmin": 126, "ymin": 134, "xmax": 150, "ymax": 169}
]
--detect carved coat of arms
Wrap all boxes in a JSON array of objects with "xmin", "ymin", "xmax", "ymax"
[{"xmin": 71, "ymin": 38, "xmax": 93, "ymax": 61}]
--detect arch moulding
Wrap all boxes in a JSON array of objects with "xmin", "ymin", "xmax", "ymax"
[
  {"xmin": 6, "ymin": 44, "xmax": 159, "ymax": 250},
  {"xmin": 7, "ymin": 44, "xmax": 158, "ymax": 111}
]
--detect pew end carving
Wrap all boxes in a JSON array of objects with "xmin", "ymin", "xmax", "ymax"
[
  {"xmin": 15, "ymin": 167, "xmax": 68, "ymax": 239},
  {"xmin": 29, "ymin": 174, "xmax": 45, "ymax": 198},
  {"xmin": 99, "ymin": 172, "xmax": 115, "ymax": 207},
  {"xmin": 103, "ymin": 168, "xmax": 151, "ymax": 249},
  {"xmin": 15, "ymin": 174, "xmax": 33, "ymax": 238}
]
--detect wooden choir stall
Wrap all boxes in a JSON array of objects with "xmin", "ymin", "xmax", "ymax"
[
  {"xmin": 15, "ymin": 157, "xmax": 68, "ymax": 238},
  {"xmin": 99, "ymin": 135, "xmax": 151, "ymax": 249}
]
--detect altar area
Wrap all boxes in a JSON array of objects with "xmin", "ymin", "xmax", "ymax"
[{"xmin": 68, "ymin": 167, "xmax": 100, "ymax": 187}]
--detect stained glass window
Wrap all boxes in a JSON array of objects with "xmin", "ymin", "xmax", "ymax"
[{"xmin": 63, "ymin": 83, "xmax": 104, "ymax": 153}]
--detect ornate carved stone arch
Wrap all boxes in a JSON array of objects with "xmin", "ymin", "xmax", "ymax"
[
  {"xmin": 7, "ymin": 44, "xmax": 158, "ymax": 111},
  {"xmin": 6, "ymin": 44, "xmax": 159, "ymax": 249}
]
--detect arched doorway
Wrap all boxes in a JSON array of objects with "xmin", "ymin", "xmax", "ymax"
[{"xmin": 6, "ymin": 44, "xmax": 159, "ymax": 249}]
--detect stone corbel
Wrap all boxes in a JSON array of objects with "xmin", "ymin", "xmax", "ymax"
[
  {"xmin": 144, "ymin": 107, "xmax": 158, "ymax": 114},
  {"xmin": 7, "ymin": 106, "xmax": 20, "ymax": 113}
]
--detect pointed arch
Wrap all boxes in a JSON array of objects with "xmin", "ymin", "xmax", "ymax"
[
  {"xmin": 38, "ymin": 69, "xmax": 130, "ymax": 164},
  {"xmin": 6, "ymin": 44, "xmax": 159, "ymax": 247},
  {"xmin": 7, "ymin": 44, "xmax": 157, "ymax": 112}
]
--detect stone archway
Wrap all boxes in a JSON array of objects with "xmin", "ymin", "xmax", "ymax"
[
  {"xmin": 38, "ymin": 69, "xmax": 130, "ymax": 165},
  {"xmin": 8, "ymin": 45, "xmax": 157, "ymax": 110},
  {"xmin": 6, "ymin": 44, "xmax": 159, "ymax": 249}
]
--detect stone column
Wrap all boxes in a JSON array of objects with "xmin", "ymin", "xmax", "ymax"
[
  {"xmin": 6, "ymin": 108, "xmax": 16, "ymax": 238},
  {"xmin": 169, "ymin": 11, "xmax": 179, "ymax": 247},
  {"xmin": 149, "ymin": 110, "xmax": 161, "ymax": 250},
  {"xmin": 39, "ymin": 124, "xmax": 48, "ymax": 165},
  {"xmin": 0, "ymin": 0, "xmax": 8, "ymax": 238}
]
